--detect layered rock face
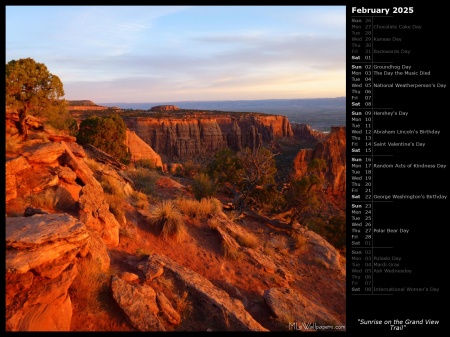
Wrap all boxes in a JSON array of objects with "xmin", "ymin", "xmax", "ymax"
[
  {"xmin": 292, "ymin": 126, "xmax": 346, "ymax": 195},
  {"xmin": 125, "ymin": 130, "xmax": 164, "ymax": 168},
  {"xmin": 124, "ymin": 114, "xmax": 294, "ymax": 161},
  {"xmin": 6, "ymin": 138, "xmax": 120, "ymax": 247},
  {"xmin": 291, "ymin": 123, "xmax": 327, "ymax": 142},
  {"xmin": 5, "ymin": 214, "xmax": 90, "ymax": 331}
]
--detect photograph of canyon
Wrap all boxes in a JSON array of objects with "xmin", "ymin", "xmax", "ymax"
[{"xmin": 5, "ymin": 6, "xmax": 346, "ymax": 332}]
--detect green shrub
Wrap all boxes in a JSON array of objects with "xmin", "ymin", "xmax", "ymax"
[
  {"xmin": 191, "ymin": 173, "xmax": 217, "ymax": 200},
  {"xmin": 207, "ymin": 148, "xmax": 243, "ymax": 186},
  {"xmin": 76, "ymin": 113, "xmax": 131, "ymax": 164},
  {"xmin": 100, "ymin": 175, "xmax": 125, "ymax": 198},
  {"xmin": 181, "ymin": 160, "xmax": 200, "ymax": 178},
  {"xmin": 135, "ymin": 158, "xmax": 158, "ymax": 170},
  {"xmin": 128, "ymin": 167, "xmax": 159, "ymax": 195},
  {"xmin": 104, "ymin": 193, "xmax": 125, "ymax": 224}
]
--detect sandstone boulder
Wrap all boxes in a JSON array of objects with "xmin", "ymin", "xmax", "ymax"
[
  {"xmin": 6, "ymin": 156, "xmax": 31, "ymax": 175},
  {"xmin": 79, "ymin": 183, "xmax": 120, "ymax": 247},
  {"xmin": 263, "ymin": 287, "xmax": 343, "ymax": 329},
  {"xmin": 156, "ymin": 291, "xmax": 181, "ymax": 325},
  {"xmin": 138, "ymin": 254, "xmax": 268, "ymax": 331},
  {"xmin": 138, "ymin": 259, "xmax": 165, "ymax": 283},
  {"xmin": 110, "ymin": 276, "xmax": 165, "ymax": 331},
  {"xmin": 6, "ymin": 214, "xmax": 89, "ymax": 274},
  {"xmin": 85, "ymin": 231, "xmax": 111, "ymax": 272},
  {"xmin": 53, "ymin": 166, "xmax": 77, "ymax": 183},
  {"xmin": 6, "ymin": 214, "xmax": 89, "ymax": 331},
  {"xmin": 6, "ymin": 174, "xmax": 17, "ymax": 202},
  {"xmin": 120, "ymin": 272, "xmax": 140, "ymax": 283},
  {"xmin": 47, "ymin": 134, "xmax": 77, "ymax": 143},
  {"xmin": 60, "ymin": 141, "xmax": 103, "ymax": 190},
  {"xmin": 66, "ymin": 142, "xmax": 86, "ymax": 158},
  {"xmin": 21, "ymin": 142, "xmax": 66, "ymax": 165},
  {"xmin": 301, "ymin": 229, "xmax": 344, "ymax": 274},
  {"xmin": 6, "ymin": 157, "xmax": 32, "ymax": 202}
]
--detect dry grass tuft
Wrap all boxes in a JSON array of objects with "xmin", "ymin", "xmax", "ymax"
[
  {"xmin": 263, "ymin": 243, "xmax": 277, "ymax": 259},
  {"xmin": 226, "ymin": 210, "xmax": 241, "ymax": 223},
  {"xmin": 176, "ymin": 197, "xmax": 222, "ymax": 219},
  {"xmin": 84, "ymin": 157, "xmax": 102, "ymax": 173},
  {"xmin": 235, "ymin": 231, "xmax": 259, "ymax": 249},
  {"xmin": 271, "ymin": 234, "xmax": 289, "ymax": 255},
  {"xmin": 148, "ymin": 200, "xmax": 184, "ymax": 241},
  {"xmin": 100, "ymin": 175, "xmax": 125, "ymax": 198},
  {"xmin": 155, "ymin": 276, "xmax": 175, "ymax": 293},
  {"xmin": 175, "ymin": 291, "xmax": 193, "ymax": 319},
  {"xmin": 69, "ymin": 256, "xmax": 118, "ymax": 315},
  {"xmin": 29, "ymin": 188, "xmax": 57, "ymax": 210},
  {"xmin": 207, "ymin": 217, "xmax": 220, "ymax": 230},
  {"xmin": 96, "ymin": 173, "xmax": 126, "ymax": 223},
  {"xmin": 291, "ymin": 232, "xmax": 309, "ymax": 253},
  {"xmin": 175, "ymin": 198, "xmax": 198, "ymax": 218},
  {"xmin": 135, "ymin": 247, "xmax": 153, "ymax": 259},
  {"xmin": 135, "ymin": 158, "xmax": 158, "ymax": 170},
  {"xmin": 104, "ymin": 193, "xmax": 125, "ymax": 224},
  {"xmin": 130, "ymin": 190, "xmax": 149, "ymax": 210},
  {"xmin": 222, "ymin": 240, "xmax": 241, "ymax": 261}
]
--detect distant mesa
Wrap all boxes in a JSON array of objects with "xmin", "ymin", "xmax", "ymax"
[
  {"xmin": 67, "ymin": 100, "xmax": 98, "ymax": 107},
  {"xmin": 150, "ymin": 105, "xmax": 180, "ymax": 112},
  {"xmin": 66, "ymin": 100, "xmax": 119, "ymax": 111}
]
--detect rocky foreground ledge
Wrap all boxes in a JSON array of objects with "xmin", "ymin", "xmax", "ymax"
[{"xmin": 5, "ymin": 214, "xmax": 89, "ymax": 331}]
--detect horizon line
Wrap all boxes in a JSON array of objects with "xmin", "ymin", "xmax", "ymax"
[{"xmin": 87, "ymin": 96, "xmax": 346, "ymax": 104}]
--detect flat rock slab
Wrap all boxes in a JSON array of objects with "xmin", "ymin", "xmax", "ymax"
[
  {"xmin": 263, "ymin": 287, "xmax": 343, "ymax": 330},
  {"xmin": 6, "ymin": 214, "xmax": 89, "ymax": 274},
  {"xmin": 110, "ymin": 276, "xmax": 165, "ymax": 331},
  {"xmin": 22, "ymin": 142, "xmax": 65, "ymax": 164},
  {"xmin": 141, "ymin": 254, "xmax": 268, "ymax": 331}
]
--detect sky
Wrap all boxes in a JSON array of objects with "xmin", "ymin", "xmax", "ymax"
[{"xmin": 6, "ymin": 5, "xmax": 345, "ymax": 103}]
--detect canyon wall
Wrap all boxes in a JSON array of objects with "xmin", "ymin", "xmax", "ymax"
[
  {"xmin": 123, "ymin": 114, "xmax": 294, "ymax": 161},
  {"xmin": 125, "ymin": 130, "xmax": 164, "ymax": 168},
  {"xmin": 292, "ymin": 126, "xmax": 346, "ymax": 195},
  {"xmin": 291, "ymin": 123, "xmax": 327, "ymax": 142}
]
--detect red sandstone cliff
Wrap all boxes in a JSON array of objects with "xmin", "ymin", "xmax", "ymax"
[
  {"xmin": 123, "ymin": 114, "xmax": 294, "ymax": 161},
  {"xmin": 291, "ymin": 123, "xmax": 327, "ymax": 142},
  {"xmin": 292, "ymin": 126, "xmax": 346, "ymax": 195},
  {"xmin": 125, "ymin": 130, "xmax": 164, "ymax": 169}
]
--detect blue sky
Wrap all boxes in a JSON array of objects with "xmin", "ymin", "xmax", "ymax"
[{"xmin": 6, "ymin": 5, "xmax": 345, "ymax": 103}]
